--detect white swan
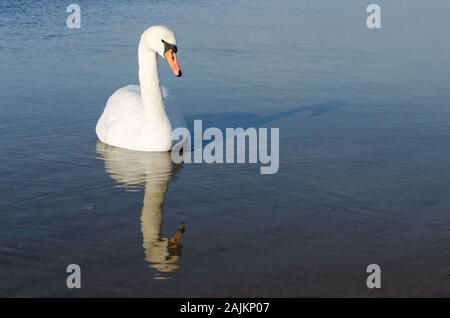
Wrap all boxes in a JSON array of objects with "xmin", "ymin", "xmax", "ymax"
[{"xmin": 96, "ymin": 25, "xmax": 185, "ymax": 152}]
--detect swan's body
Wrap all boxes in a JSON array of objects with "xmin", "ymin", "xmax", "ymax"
[{"xmin": 96, "ymin": 26, "xmax": 185, "ymax": 152}]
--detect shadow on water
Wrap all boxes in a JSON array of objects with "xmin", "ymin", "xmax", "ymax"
[
  {"xmin": 96, "ymin": 142, "xmax": 184, "ymax": 279},
  {"xmin": 94, "ymin": 101, "xmax": 345, "ymax": 277},
  {"xmin": 186, "ymin": 101, "xmax": 346, "ymax": 129}
]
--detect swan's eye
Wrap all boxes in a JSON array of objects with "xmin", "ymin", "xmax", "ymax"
[{"xmin": 161, "ymin": 39, "xmax": 178, "ymax": 54}]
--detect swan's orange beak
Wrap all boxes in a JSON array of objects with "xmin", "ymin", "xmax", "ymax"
[{"xmin": 164, "ymin": 49, "xmax": 182, "ymax": 77}]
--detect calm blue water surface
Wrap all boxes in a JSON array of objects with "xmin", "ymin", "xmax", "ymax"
[{"xmin": 1, "ymin": 0, "xmax": 450, "ymax": 296}]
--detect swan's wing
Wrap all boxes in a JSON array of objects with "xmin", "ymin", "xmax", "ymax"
[
  {"xmin": 96, "ymin": 85, "xmax": 145, "ymax": 144},
  {"xmin": 162, "ymin": 85, "xmax": 186, "ymax": 130}
]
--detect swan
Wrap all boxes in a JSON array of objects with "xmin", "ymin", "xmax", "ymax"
[{"xmin": 96, "ymin": 25, "xmax": 185, "ymax": 152}]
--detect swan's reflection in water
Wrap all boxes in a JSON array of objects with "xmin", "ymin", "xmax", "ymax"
[{"xmin": 96, "ymin": 142, "xmax": 184, "ymax": 277}]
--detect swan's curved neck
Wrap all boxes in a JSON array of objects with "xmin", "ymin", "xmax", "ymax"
[{"xmin": 138, "ymin": 41, "xmax": 165, "ymax": 116}]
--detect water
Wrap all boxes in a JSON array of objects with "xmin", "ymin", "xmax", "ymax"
[{"xmin": 1, "ymin": 0, "xmax": 450, "ymax": 296}]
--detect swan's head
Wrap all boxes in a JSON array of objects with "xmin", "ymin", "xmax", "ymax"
[{"xmin": 142, "ymin": 25, "xmax": 182, "ymax": 77}]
